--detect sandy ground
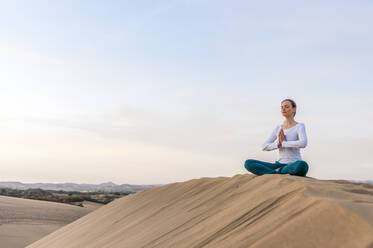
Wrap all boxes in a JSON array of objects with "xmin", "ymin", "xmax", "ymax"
[
  {"xmin": 0, "ymin": 195, "xmax": 103, "ymax": 248},
  {"xmin": 27, "ymin": 174, "xmax": 373, "ymax": 248}
]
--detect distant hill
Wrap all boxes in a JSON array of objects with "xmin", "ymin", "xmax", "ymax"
[
  {"xmin": 0, "ymin": 187, "xmax": 130, "ymax": 205},
  {"xmin": 0, "ymin": 195, "xmax": 95, "ymax": 248},
  {"xmin": 347, "ymin": 179, "xmax": 373, "ymax": 184},
  {"xmin": 0, "ymin": 181, "xmax": 163, "ymax": 193}
]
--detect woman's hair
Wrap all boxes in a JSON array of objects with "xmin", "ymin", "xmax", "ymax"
[{"xmin": 281, "ymin": 98, "xmax": 297, "ymax": 117}]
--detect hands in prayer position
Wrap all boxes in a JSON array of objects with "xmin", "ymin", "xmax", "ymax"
[{"xmin": 277, "ymin": 129, "xmax": 286, "ymax": 148}]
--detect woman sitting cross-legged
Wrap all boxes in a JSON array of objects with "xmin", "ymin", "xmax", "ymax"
[{"xmin": 244, "ymin": 98, "xmax": 309, "ymax": 177}]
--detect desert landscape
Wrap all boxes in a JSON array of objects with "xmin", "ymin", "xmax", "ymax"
[
  {"xmin": 26, "ymin": 174, "xmax": 373, "ymax": 248},
  {"xmin": 2, "ymin": 1, "xmax": 373, "ymax": 248}
]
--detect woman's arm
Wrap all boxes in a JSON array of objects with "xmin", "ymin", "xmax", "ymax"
[
  {"xmin": 262, "ymin": 126, "xmax": 280, "ymax": 151},
  {"xmin": 281, "ymin": 123, "xmax": 308, "ymax": 148}
]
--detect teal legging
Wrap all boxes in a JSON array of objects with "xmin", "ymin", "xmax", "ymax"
[{"xmin": 244, "ymin": 159, "xmax": 309, "ymax": 176}]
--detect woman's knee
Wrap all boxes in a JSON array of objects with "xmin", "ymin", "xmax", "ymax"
[
  {"xmin": 295, "ymin": 160, "xmax": 309, "ymax": 176},
  {"xmin": 298, "ymin": 160, "xmax": 309, "ymax": 169},
  {"xmin": 244, "ymin": 159, "xmax": 257, "ymax": 170}
]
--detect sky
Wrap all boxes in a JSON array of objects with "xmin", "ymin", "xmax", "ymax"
[{"xmin": 0, "ymin": 0, "xmax": 372, "ymax": 184}]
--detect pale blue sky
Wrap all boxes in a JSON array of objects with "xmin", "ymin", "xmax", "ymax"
[{"xmin": 0, "ymin": 0, "xmax": 372, "ymax": 184}]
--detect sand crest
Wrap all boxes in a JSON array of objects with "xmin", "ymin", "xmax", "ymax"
[{"xmin": 27, "ymin": 174, "xmax": 373, "ymax": 248}]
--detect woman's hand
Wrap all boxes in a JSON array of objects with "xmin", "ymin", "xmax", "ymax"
[{"xmin": 278, "ymin": 129, "xmax": 287, "ymax": 147}]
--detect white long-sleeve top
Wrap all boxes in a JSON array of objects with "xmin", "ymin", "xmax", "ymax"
[{"xmin": 262, "ymin": 123, "xmax": 308, "ymax": 164}]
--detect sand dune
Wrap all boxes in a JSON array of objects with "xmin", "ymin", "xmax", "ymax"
[
  {"xmin": 27, "ymin": 174, "xmax": 373, "ymax": 248},
  {"xmin": 0, "ymin": 195, "xmax": 101, "ymax": 248}
]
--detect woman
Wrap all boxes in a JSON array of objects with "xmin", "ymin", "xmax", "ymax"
[{"xmin": 244, "ymin": 99, "xmax": 309, "ymax": 176}]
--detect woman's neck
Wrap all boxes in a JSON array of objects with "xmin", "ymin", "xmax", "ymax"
[{"xmin": 283, "ymin": 117, "xmax": 297, "ymax": 126}]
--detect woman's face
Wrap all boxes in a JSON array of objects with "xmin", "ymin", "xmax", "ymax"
[{"xmin": 281, "ymin": 101, "xmax": 296, "ymax": 118}]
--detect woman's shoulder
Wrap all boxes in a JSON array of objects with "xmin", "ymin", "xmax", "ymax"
[
  {"xmin": 274, "ymin": 124, "xmax": 282, "ymax": 131},
  {"xmin": 296, "ymin": 122, "xmax": 306, "ymax": 130}
]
